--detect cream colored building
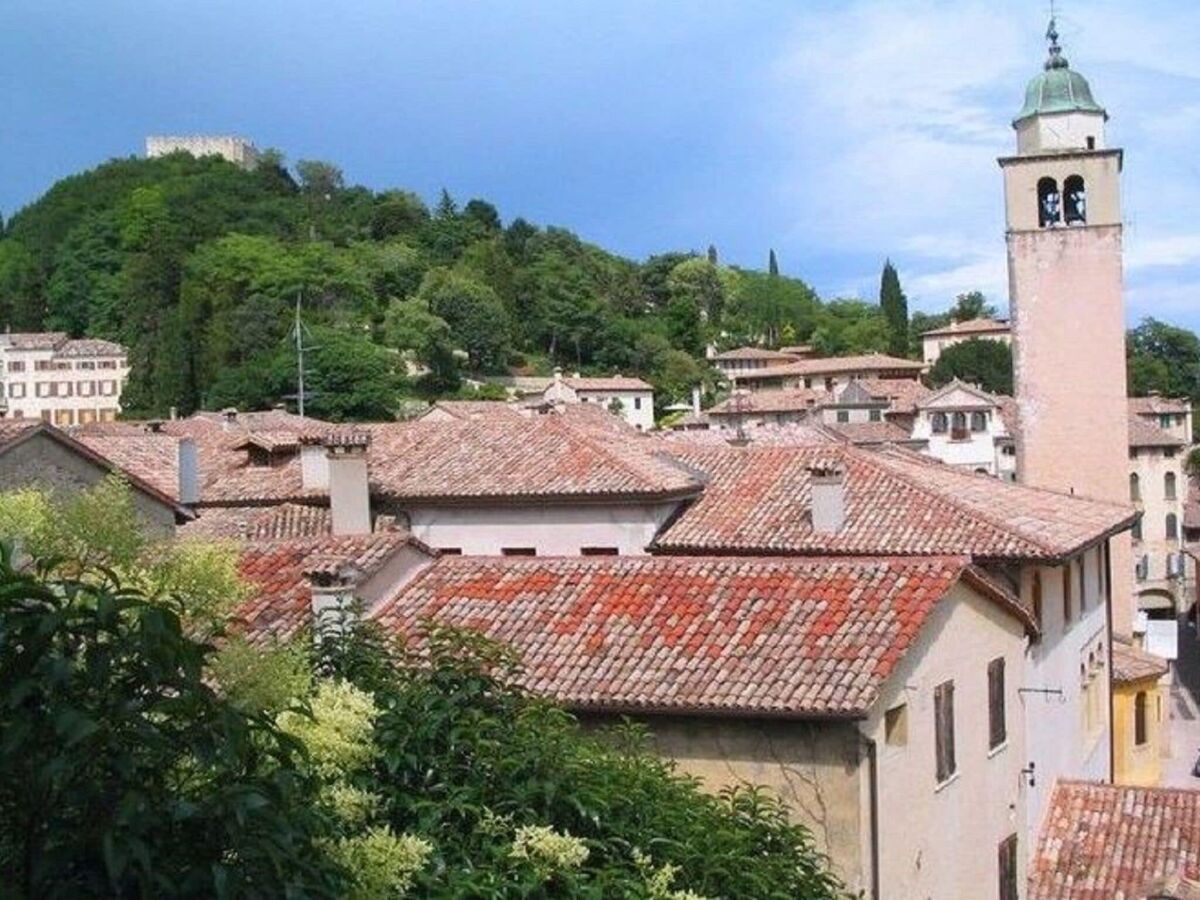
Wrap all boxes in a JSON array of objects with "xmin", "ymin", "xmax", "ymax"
[
  {"xmin": 0, "ymin": 332, "xmax": 129, "ymax": 426},
  {"xmin": 920, "ymin": 317, "xmax": 1012, "ymax": 366},
  {"xmin": 911, "ymin": 380, "xmax": 1016, "ymax": 479},
  {"xmin": 538, "ymin": 370, "xmax": 655, "ymax": 431}
]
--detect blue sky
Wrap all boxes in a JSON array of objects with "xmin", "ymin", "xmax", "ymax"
[{"xmin": 4, "ymin": 0, "xmax": 1200, "ymax": 330}]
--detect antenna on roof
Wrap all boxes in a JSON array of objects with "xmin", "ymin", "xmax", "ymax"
[{"xmin": 289, "ymin": 294, "xmax": 318, "ymax": 417}]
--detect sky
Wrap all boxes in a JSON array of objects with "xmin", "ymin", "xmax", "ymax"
[{"xmin": 4, "ymin": 0, "xmax": 1200, "ymax": 331}]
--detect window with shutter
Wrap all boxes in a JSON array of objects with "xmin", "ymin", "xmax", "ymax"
[
  {"xmin": 998, "ymin": 834, "xmax": 1018, "ymax": 900},
  {"xmin": 1135, "ymin": 691, "xmax": 1148, "ymax": 746},
  {"xmin": 1031, "ymin": 571, "xmax": 1042, "ymax": 626},
  {"xmin": 988, "ymin": 658, "xmax": 1006, "ymax": 750},
  {"xmin": 1062, "ymin": 565, "xmax": 1072, "ymax": 623},
  {"xmin": 934, "ymin": 680, "xmax": 956, "ymax": 783}
]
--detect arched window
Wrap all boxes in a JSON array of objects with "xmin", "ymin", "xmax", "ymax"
[
  {"xmin": 1064, "ymin": 175, "xmax": 1086, "ymax": 224},
  {"xmin": 1166, "ymin": 513, "xmax": 1178, "ymax": 540},
  {"xmin": 931, "ymin": 412, "xmax": 948, "ymax": 434},
  {"xmin": 1031, "ymin": 571, "xmax": 1043, "ymax": 625},
  {"xmin": 970, "ymin": 411, "xmax": 987, "ymax": 432},
  {"xmin": 1130, "ymin": 472, "xmax": 1140, "ymax": 502},
  {"xmin": 1038, "ymin": 177, "xmax": 1061, "ymax": 227},
  {"xmin": 951, "ymin": 411, "xmax": 967, "ymax": 438},
  {"xmin": 1134, "ymin": 691, "xmax": 1148, "ymax": 745},
  {"xmin": 1165, "ymin": 472, "xmax": 1177, "ymax": 500}
]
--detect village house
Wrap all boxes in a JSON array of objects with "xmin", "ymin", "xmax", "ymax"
[
  {"xmin": 1110, "ymin": 638, "xmax": 1170, "ymax": 786},
  {"xmin": 910, "ymin": 380, "xmax": 1017, "ymax": 479},
  {"xmin": 537, "ymin": 369, "xmax": 655, "ymax": 431},
  {"xmin": 0, "ymin": 420, "xmax": 192, "ymax": 534},
  {"xmin": 920, "ymin": 316, "xmax": 1011, "ymax": 367},
  {"xmin": 0, "ymin": 332, "xmax": 129, "ymax": 426},
  {"xmin": 708, "ymin": 346, "xmax": 798, "ymax": 378},
  {"xmin": 726, "ymin": 353, "xmax": 925, "ymax": 394}
]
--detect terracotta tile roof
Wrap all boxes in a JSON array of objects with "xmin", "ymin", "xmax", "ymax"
[
  {"xmin": 1029, "ymin": 780, "xmax": 1200, "ymax": 899},
  {"xmin": 563, "ymin": 375, "xmax": 653, "ymax": 391},
  {"xmin": 711, "ymin": 347, "xmax": 797, "ymax": 362},
  {"xmin": 1129, "ymin": 395, "xmax": 1191, "ymax": 416},
  {"xmin": 707, "ymin": 389, "xmax": 822, "ymax": 416},
  {"xmin": 825, "ymin": 421, "xmax": 925, "ymax": 447},
  {"xmin": 235, "ymin": 532, "xmax": 417, "ymax": 645},
  {"xmin": 74, "ymin": 433, "xmax": 182, "ymax": 499},
  {"xmin": 916, "ymin": 378, "xmax": 1001, "ymax": 409},
  {"xmin": 920, "ymin": 317, "xmax": 1010, "ymax": 338},
  {"xmin": 181, "ymin": 503, "xmax": 333, "ymax": 541},
  {"xmin": 1111, "ymin": 639, "xmax": 1170, "ymax": 684},
  {"xmin": 366, "ymin": 417, "xmax": 699, "ymax": 502},
  {"xmin": 857, "ymin": 378, "xmax": 934, "ymax": 415},
  {"xmin": 230, "ymin": 430, "xmax": 304, "ymax": 453},
  {"xmin": 422, "ymin": 401, "xmax": 525, "ymax": 422},
  {"xmin": 653, "ymin": 424, "xmax": 835, "ymax": 449},
  {"xmin": 57, "ymin": 338, "xmax": 126, "ymax": 358},
  {"xmin": 0, "ymin": 331, "xmax": 67, "ymax": 350},
  {"xmin": 654, "ymin": 443, "xmax": 1134, "ymax": 562},
  {"xmin": 1129, "ymin": 413, "xmax": 1186, "ymax": 449},
  {"xmin": 731, "ymin": 353, "xmax": 925, "ymax": 382},
  {"xmin": 0, "ymin": 420, "xmax": 38, "ymax": 448},
  {"xmin": 371, "ymin": 554, "xmax": 1033, "ymax": 717}
]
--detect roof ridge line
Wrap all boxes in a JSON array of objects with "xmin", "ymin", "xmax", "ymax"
[{"xmin": 543, "ymin": 416, "xmax": 701, "ymax": 494}]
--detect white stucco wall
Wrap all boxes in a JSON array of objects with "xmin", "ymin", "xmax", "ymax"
[
  {"xmin": 399, "ymin": 500, "xmax": 683, "ymax": 556},
  {"xmin": 0, "ymin": 345, "xmax": 128, "ymax": 425},
  {"xmin": 863, "ymin": 582, "xmax": 1028, "ymax": 900},
  {"xmin": 1018, "ymin": 546, "xmax": 1111, "ymax": 841},
  {"xmin": 575, "ymin": 389, "xmax": 655, "ymax": 431},
  {"xmin": 913, "ymin": 407, "xmax": 1006, "ymax": 475},
  {"xmin": 1130, "ymin": 444, "xmax": 1186, "ymax": 607}
]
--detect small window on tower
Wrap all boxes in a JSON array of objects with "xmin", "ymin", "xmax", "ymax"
[
  {"xmin": 1064, "ymin": 175, "xmax": 1086, "ymax": 224},
  {"xmin": 1038, "ymin": 177, "xmax": 1061, "ymax": 227},
  {"xmin": 1086, "ymin": 136, "xmax": 1096, "ymax": 149}
]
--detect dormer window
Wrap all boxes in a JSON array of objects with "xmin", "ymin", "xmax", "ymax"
[
  {"xmin": 970, "ymin": 411, "xmax": 987, "ymax": 432},
  {"xmin": 931, "ymin": 412, "xmax": 948, "ymax": 434}
]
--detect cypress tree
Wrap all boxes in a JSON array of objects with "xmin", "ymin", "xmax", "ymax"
[
  {"xmin": 707, "ymin": 244, "xmax": 718, "ymax": 265},
  {"xmin": 768, "ymin": 249, "xmax": 779, "ymax": 277},
  {"xmin": 879, "ymin": 259, "xmax": 909, "ymax": 357}
]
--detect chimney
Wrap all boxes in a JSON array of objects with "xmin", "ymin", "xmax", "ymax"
[
  {"xmin": 809, "ymin": 464, "xmax": 846, "ymax": 534},
  {"xmin": 305, "ymin": 561, "xmax": 364, "ymax": 642},
  {"xmin": 168, "ymin": 406, "xmax": 178, "ymax": 421},
  {"xmin": 220, "ymin": 407, "xmax": 238, "ymax": 431},
  {"xmin": 692, "ymin": 385, "xmax": 702, "ymax": 417},
  {"xmin": 326, "ymin": 432, "xmax": 371, "ymax": 535},
  {"xmin": 177, "ymin": 437, "xmax": 199, "ymax": 505},
  {"xmin": 300, "ymin": 435, "xmax": 330, "ymax": 490},
  {"xmin": 145, "ymin": 419, "xmax": 163, "ymax": 433}
]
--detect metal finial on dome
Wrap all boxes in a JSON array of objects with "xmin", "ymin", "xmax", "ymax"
[{"xmin": 1044, "ymin": 13, "xmax": 1069, "ymax": 70}]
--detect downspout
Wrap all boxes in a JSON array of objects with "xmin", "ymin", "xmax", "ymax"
[
  {"xmin": 1104, "ymin": 541, "xmax": 1115, "ymax": 782},
  {"xmin": 864, "ymin": 736, "xmax": 880, "ymax": 900}
]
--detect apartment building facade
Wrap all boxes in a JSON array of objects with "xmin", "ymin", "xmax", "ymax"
[{"xmin": 0, "ymin": 332, "xmax": 129, "ymax": 425}]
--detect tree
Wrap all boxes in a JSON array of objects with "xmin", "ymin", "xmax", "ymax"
[
  {"xmin": 949, "ymin": 290, "xmax": 997, "ymax": 323},
  {"xmin": 928, "ymin": 338, "xmax": 1013, "ymax": 395},
  {"xmin": 0, "ymin": 239, "xmax": 44, "ymax": 328},
  {"xmin": 668, "ymin": 257, "xmax": 726, "ymax": 326},
  {"xmin": 0, "ymin": 545, "xmax": 341, "ymax": 897},
  {"xmin": 878, "ymin": 259, "xmax": 909, "ymax": 357},
  {"xmin": 707, "ymin": 244, "xmax": 718, "ymax": 265},
  {"xmin": 370, "ymin": 191, "xmax": 430, "ymax": 240},
  {"xmin": 1127, "ymin": 317, "xmax": 1200, "ymax": 402},
  {"xmin": 384, "ymin": 298, "xmax": 461, "ymax": 394},
  {"xmin": 414, "ymin": 268, "xmax": 511, "ymax": 372},
  {"xmin": 768, "ymin": 248, "xmax": 779, "ymax": 277}
]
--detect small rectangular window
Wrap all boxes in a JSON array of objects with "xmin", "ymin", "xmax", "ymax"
[
  {"xmin": 885, "ymin": 704, "xmax": 908, "ymax": 746},
  {"xmin": 633, "ymin": 397, "xmax": 642, "ymax": 410},
  {"xmin": 1086, "ymin": 136, "xmax": 1096, "ymax": 149},
  {"xmin": 988, "ymin": 658, "xmax": 1006, "ymax": 750},
  {"xmin": 501, "ymin": 547, "xmax": 536, "ymax": 557},
  {"xmin": 439, "ymin": 548, "xmax": 462, "ymax": 555},
  {"xmin": 934, "ymin": 680, "xmax": 956, "ymax": 783},
  {"xmin": 836, "ymin": 410, "xmax": 849, "ymax": 423},
  {"xmin": 869, "ymin": 409, "xmax": 882, "ymax": 422},
  {"xmin": 581, "ymin": 547, "xmax": 619, "ymax": 556},
  {"xmin": 998, "ymin": 834, "xmax": 1019, "ymax": 900}
]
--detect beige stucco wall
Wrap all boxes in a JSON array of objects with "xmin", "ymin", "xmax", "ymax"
[
  {"xmin": 1000, "ymin": 151, "xmax": 1121, "ymax": 232},
  {"xmin": 1015, "ymin": 110, "xmax": 1108, "ymax": 155},
  {"xmin": 864, "ymin": 582, "xmax": 1028, "ymax": 900},
  {"xmin": 1129, "ymin": 443, "xmax": 1186, "ymax": 609},
  {"xmin": 579, "ymin": 713, "xmax": 868, "ymax": 892},
  {"xmin": 0, "ymin": 432, "xmax": 177, "ymax": 536},
  {"xmin": 396, "ymin": 499, "xmax": 683, "ymax": 556}
]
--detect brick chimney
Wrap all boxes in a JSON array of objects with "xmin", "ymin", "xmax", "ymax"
[
  {"xmin": 808, "ymin": 464, "xmax": 846, "ymax": 534},
  {"xmin": 325, "ymin": 432, "xmax": 371, "ymax": 535}
]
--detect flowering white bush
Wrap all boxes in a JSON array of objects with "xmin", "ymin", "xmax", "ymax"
[
  {"xmin": 324, "ymin": 782, "xmax": 381, "ymax": 828},
  {"xmin": 277, "ymin": 679, "xmax": 380, "ymax": 778},
  {"xmin": 509, "ymin": 824, "xmax": 589, "ymax": 878},
  {"xmin": 327, "ymin": 826, "xmax": 432, "ymax": 899},
  {"xmin": 634, "ymin": 848, "xmax": 711, "ymax": 900}
]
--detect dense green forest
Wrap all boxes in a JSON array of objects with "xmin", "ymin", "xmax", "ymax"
[{"xmin": 1, "ymin": 151, "xmax": 1197, "ymax": 420}]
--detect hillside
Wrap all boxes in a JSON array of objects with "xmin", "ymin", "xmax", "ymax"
[{"xmin": 0, "ymin": 152, "xmax": 905, "ymax": 420}]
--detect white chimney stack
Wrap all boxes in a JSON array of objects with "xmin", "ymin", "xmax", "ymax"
[
  {"xmin": 326, "ymin": 432, "xmax": 371, "ymax": 535},
  {"xmin": 305, "ymin": 562, "xmax": 364, "ymax": 641},
  {"xmin": 809, "ymin": 464, "xmax": 846, "ymax": 534},
  {"xmin": 300, "ymin": 436, "xmax": 330, "ymax": 491},
  {"xmin": 220, "ymin": 407, "xmax": 238, "ymax": 431},
  {"xmin": 691, "ymin": 385, "xmax": 702, "ymax": 417},
  {"xmin": 177, "ymin": 437, "xmax": 199, "ymax": 505}
]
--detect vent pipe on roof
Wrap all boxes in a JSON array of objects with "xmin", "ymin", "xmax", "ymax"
[
  {"xmin": 809, "ymin": 465, "xmax": 846, "ymax": 534},
  {"xmin": 221, "ymin": 407, "xmax": 238, "ymax": 431},
  {"xmin": 178, "ymin": 437, "xmax": 199, "ymax": 505},
  {"xmin": 326, "ymin": 433, "xmax": 371, "ymax": 535}
]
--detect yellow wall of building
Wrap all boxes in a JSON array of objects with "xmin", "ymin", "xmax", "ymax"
[{"xmin": 1113, "ymin": 677, "xmax": 1165, "ymax": 786}]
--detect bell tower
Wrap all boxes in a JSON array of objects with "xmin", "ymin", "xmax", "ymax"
[{"xmin": 1001, "ymin": 19, "xmax": 1132, "ymax": 630}]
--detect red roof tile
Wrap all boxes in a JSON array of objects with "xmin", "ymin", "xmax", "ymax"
[
  {"xmin": 711, "ymin": 347, "xmax": 797, "ymax": 362},
  {"xmin": 181, "ymin": 503, "xmax": 333, "ymax": 541},
  {"xmin": 731, "ymin": 353, "xmax": 925, "ymax": 382},
  {"xmin": 707, "ymin": 389, "xmax": 823, "ymax": 416},
  {"xmin": 74, "ymin": 433, "xmax": 182, "ymax": 499},
  {"xmin": 920, "ymin": 317, "xmax": 1010, "ymax": 338},
  {"xmin": 825, "ymin": 421, "xmax": 925, "ymax": 447},
  {"xmin": 1129, "ymin": 413, "xmax": 1186, "ymax": 449},
  {"xmin": 654, "ymin": 443, "xmax": 1134, "ymax": 562},
  {"xmin": 235, "ymin": 532, "xmax": 417, "ymax": 645},
  {"xmin": 1129, "ymin": 395, "xmax": 1191, "ymax": 416},
  {"xmin": 371, "ymin": 554, "xmax": 1031, "ymax": 717},
  {"xmin": 563, "ymin": 375, "xmax": 653, "ymax": 391},
  {"xmin": 1111, "ymin": 639, "xmax": 1169, "ymax": 684},
  {"xmin": 1029, "ymin": 780, "xmax": 1200, "ymax": 899}
]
